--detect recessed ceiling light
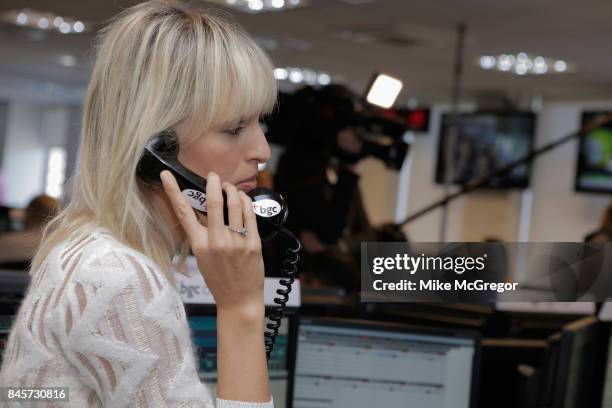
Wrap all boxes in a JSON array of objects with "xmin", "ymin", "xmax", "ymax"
[
  {"xmin": 497, "ymin": 55, "xmax": 513, "ymax": 71},
  {"xmin": 16, "ymin": 12, "xmax": 28, "ymax": 25},
  {"xmin": 317, "ymin": 73, "xmax": 331, "ymax": 85},
  {"xmin": 1, "ymin": 9, "xmax": 89, "ymax": 34},
  {"xmin": 37, "ymin": 18, "xmax": 49, "ymax": 29},
  {"xmin": 515, "ymin": 64, "xmax": 528, "ymax": 75},
  {"xmin": 73, "ymin": 21, "xmax": 84, "ymax": 33},
  {"xmin": 302, "ymin": 69, "xmax": 317, "ymax": 85},
  {"xmin": 554, "ymin": 60, "xmax": 567, "ymax": 72},
  {"xmin": 274, "ymin": 66, "xmax": 333, "ymax": 85},
  {"xmin": 59, "ymin": 22, "xmax": 71, "ymax": 34},
  {"xmin": 478, "ymin": 53, "xmax": 573, "ymax": 76},
  {"xmin": 273, "ymin": 68, "xmax": 288, "ymax": 80},
  {"xmin": 479, "ymin": 56, "xmax": 496, "ymax": 69},
  {"xmin": 248, "ymin": 0, "xmax": 264, "ymax": 11},
  {"xmin": 338, "ymin": 0, "xmax": 374, "ymax": 4},
  {"xmin": 533, "ymin": 57, "xmax": 548, "ymax": 74},
  {"xmin": 289, "ymin": 69, "xmax": 304, "ymax": 83},
  {"xmin": 206, "ymin": 0, "xmax": 306, "ymax": 13}
]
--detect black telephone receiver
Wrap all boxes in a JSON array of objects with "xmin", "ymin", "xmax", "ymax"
[
  {"xmin": 137, "ymin": 131, "xmax": 300, "ymax": 361},
  {"xmin": 137, "ymin": 131, "xmax": 288, "ymax": 241}
]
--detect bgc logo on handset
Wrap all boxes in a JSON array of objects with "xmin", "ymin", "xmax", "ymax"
[
  {"xmin": 252, "ymin": 199, "xmax": 281, "ymax": 218},
  {"xmin": 182, "ymin": 189, "xmax": 207, "ymax": 212}
]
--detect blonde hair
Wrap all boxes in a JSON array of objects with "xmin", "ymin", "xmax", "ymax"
[{"xmin": 31, "ymin": 0, "xmax": 277, "ymax": 280}]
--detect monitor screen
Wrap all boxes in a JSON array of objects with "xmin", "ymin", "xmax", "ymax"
[
  {"xmin": 552, "ymin": 317, "xmax": 608, "ymax": 408},
  {"xmin": 436, "ymin": 112, "xmax": 535, "ymax": 188},
  {"xmin": 601, "ymin": 330, "xmax": 612, "ymax": 408},
  {"xmin": 291, "ymin": 318, "xmax": 478, "ymax": 408},
  {"xmin": 188, "ymin": 316, "xmax": 290, "ymax": 407},
  {"xmin": 576, "ymin": 111, "xmax": 612, "ymax": 193}
]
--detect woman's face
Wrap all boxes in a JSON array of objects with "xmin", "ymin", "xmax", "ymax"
[{"xmin": 177, "ymin": 117, "xmax": 271, "ymax": 192}]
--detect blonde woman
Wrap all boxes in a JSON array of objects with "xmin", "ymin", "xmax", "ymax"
[{"xmin": 0, "ymin": 1, "xmax": 278, "ymax": 406}]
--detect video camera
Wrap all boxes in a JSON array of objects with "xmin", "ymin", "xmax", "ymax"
[{"xmin": 264, "ymin": 84, "xmax": 411, "ymax": 170}]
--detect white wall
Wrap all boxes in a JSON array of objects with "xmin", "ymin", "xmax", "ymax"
[
  {"xmin": 41, "ymin": 107, "xmax": 70, "ymax": 147},
  {"xmin": 529, "ymin": 101, "xmax": 612, "ymax": 241},
  {"xmin": 1, "ymin": 101, "xmax": 71, "ymax": 208},
  {"xmin": 0, "ymin": 74, "xmax": 84, "ymax": 105},
  {"xmin": 395, "ymin": 105, "xmax": 468, "ymax": 242},
  {"xmin": 358, "ymin": 102, "xmax": 612, "ymax": 242},
  {"xmin": 0, "ymin": 72, "xmax": 85, "ymax": 208},
  {"xmin": 355, "ymin": 157, "xmax": 399, "ymax": 226},
  {"xmin": 2, "ymin": 101, "xmax": 45, "ymax": 208}
]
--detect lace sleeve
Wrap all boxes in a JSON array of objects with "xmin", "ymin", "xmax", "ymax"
[{"xmin": 58, "ymin": 246, "xmax": 216, "ymax": 407}]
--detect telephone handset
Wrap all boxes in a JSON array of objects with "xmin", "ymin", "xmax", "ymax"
[
  {"xmin": 137, "ymin": 131, "xmax": 300, "ymax": 360},
  {"xmin": 137, "ymin": 131, "xmax": 288, "ymax": 241}
]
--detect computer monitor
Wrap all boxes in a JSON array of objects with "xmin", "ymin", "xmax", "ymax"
[
  {"xmin": 546, "ymin": 316, "xmax": 609, "ymax": 408},
  {"xmin": 576, "ymin": 111, "xmax": 612, "ymax": 193},
  {"xmin": 187, "ymin": 310, "xmax": 292, "ymax": 408},
  {"xmin": 598, "ymin": 326, "xmax": 612, "ymax": 408},
  {"xmin": 436, "ymin": 111, "xmax": 536, "ymax": 188},
  {"xmin": 288, "ymin": 317, "xmax": 480, "ymax": 408},
  {"xmin": 496, "ymin": 301, "xmax": 596, "ymax": 315}
]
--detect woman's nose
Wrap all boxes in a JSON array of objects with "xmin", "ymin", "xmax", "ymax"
[{"xmin": 250, "ymin": 124, "xmax": 271, "ymax": 164}]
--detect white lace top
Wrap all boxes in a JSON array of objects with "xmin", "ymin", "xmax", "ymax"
[{"xmin": 0, "ymin": 228, "xmax": 274, "ymax": 408}]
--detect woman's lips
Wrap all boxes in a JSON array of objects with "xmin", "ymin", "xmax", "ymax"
[{"xmin": 236, "ymin": 175, "xmax": 258, "ymax": 192}]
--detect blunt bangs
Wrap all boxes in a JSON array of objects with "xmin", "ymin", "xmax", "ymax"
[{"xmin": 181, "ymin": 13, "xmax": 277, "ymax": 142}]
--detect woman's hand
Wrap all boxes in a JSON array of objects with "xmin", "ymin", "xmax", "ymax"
[
  {"xmin": 160, "ymin": 170, "xmax": 271, "ymax": 403},
  {"xmin": 160, "ymin": 170, "xmax": 265, "ymax": 317}
]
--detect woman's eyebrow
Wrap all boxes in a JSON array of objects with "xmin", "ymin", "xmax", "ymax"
[
  {"xmin": 218, "ymin": 119, "xmax": 243, "ymax": 128},
  {"xmin": 232, "ymin": 117, "xmax": 248, "ymax": 125},
  {"xmin": 222, "ymin": 114, "xmax": 257, "ymax": 128}
]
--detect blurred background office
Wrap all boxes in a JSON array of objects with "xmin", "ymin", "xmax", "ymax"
[
  {"xmin": 2, "ymin": 1, "xmax": 612, "ymax": 407},
  {"xmin": 0, "ymin": 1, "xmax": 611, "ymax": 274}
]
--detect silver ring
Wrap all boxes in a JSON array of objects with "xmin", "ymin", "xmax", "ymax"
[{"xmin": 228, "ymin": 225, "xmax": 248, "ymax": 237}]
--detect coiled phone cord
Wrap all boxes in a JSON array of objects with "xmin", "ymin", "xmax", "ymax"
[{"xmin": 264, "ymin": 226, "xmax": 301, "ymax": 361}]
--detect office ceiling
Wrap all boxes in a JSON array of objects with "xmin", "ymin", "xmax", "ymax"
[{"xmin": 1, "ymin": 0, "xmax": 612, "ymax": 104}]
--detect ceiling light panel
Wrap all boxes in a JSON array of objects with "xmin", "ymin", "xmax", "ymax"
[
  {"xmin": 478, "ymin": 53, "xmax": 573, "ymax": 76},
  {"xmin": 1, "ymin": 9, "xmax": 89, "ymax": 34},
  {"xmin": 274, "ymin": 67, "xmax": 331, "ymax": 85},
  {"xmin": 205, "ymin": 0, "xmax": 307, "ymax": 13}
]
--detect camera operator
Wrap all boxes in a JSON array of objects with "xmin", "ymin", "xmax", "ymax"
[{"xmin": 267, "ymin": 84, "xmax": 409, "ymax": 293}]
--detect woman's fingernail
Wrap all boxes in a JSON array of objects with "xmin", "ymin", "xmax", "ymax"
[{"xmin": 160, "ymin": 170, "xmax": 168, "ymax": 182}]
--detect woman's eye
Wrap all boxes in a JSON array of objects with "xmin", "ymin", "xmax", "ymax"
[{"xmin": 224, "ymin": 126, "xmax": 245, "ymax": 136}]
